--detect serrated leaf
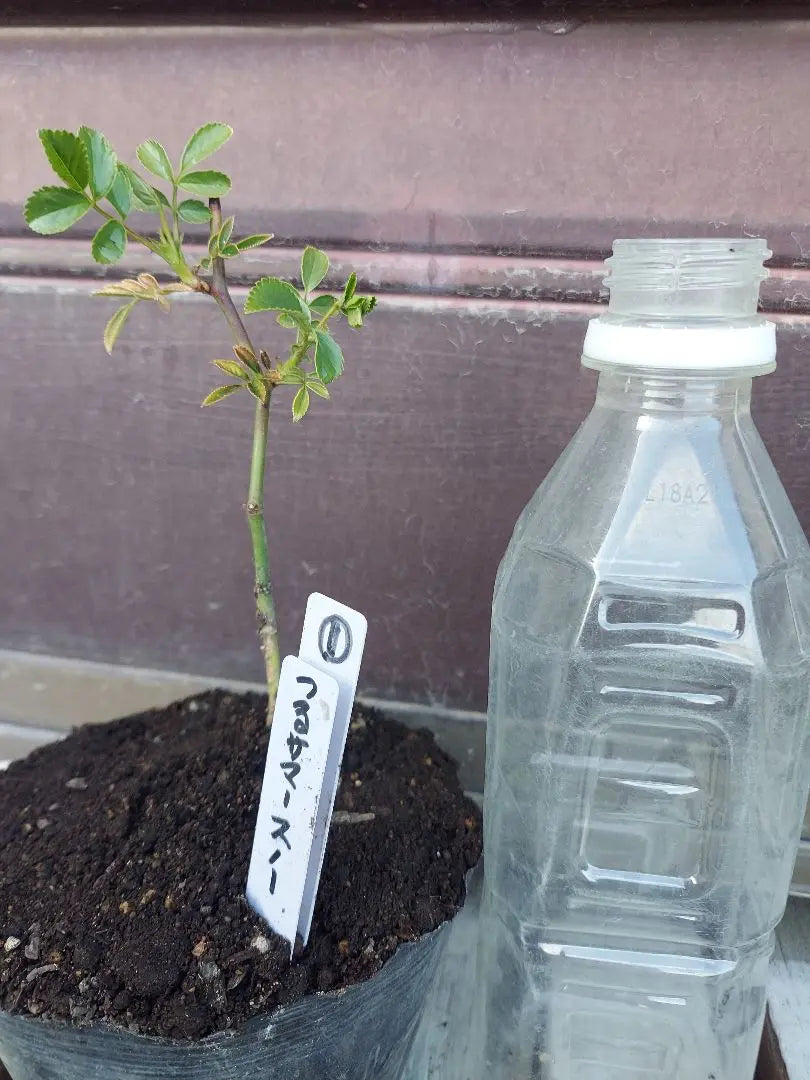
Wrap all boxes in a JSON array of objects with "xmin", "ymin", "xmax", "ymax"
[
  {"xmin": 199, "ymin": 256, "xmax": 212, "ymax": 271},
  {"xmin": 119, "ymin": 164, "xmax": 157, "ymax": 210},
  {"xmin": 245, "ymin": 277, "xmax": 308, "ymax": 316},
  {"xmin": 178, "ymin": 199, "xmax": 211, "ymax": 224},
  {"xmin": 309, "ymin": 294, "xmax": 337, "ymax": 317},
  {"xmin": 107, "ymin": 165, "xmax": 132, "ymax": 218},
  {"xmin": 307, "ymin": 377, "xmax": 330, "ymax": 399},
  {"xmin": 137, "ymin": 273, "xmax": 160, "ymax": 291},
  {"xmin": 180, "ymin": 123, "xmax": 233, "ymax": 173},
  {"xmin": 202, "ymin": 383, "xmax": 242, "ymax": 407},
  {"xmin": 91, "ymin": 220, "xmax": 127, "ymax": 265},
  {"xmin": 314, "ymin": 329, "xmax": 344, "ymax": 384},
  {"xmin": 292, "ymin": 385, "xmax": 311, "ymax": 422},
  {"xmin": 94, "ymin": 282, "xmax": 143, "ymax": 298},
  {"xmin": 280, "ymin": 369, "xmax": 306, "ymax": 385},
  {"xmin": 343, "ymin": 272, "xmax": 357, "ymax": 303},
  {"xmin": 103, "ymin": 299, "xmax": 138, "ymax": 354},
  {"xmin": 114, "ymin": 277, "xmax": 151, "ymax": 296},
  {"xmin": 24, "ymin": 186, "xmax": 91, "ymax": 234},
  {"xmin": 78, "ymin": 127, "xmax": 117, "ymax": 199},
  {"xmin": 234, "ymin": 344, "xmax": 260, "ymax": 373},
  {"xmin": 38, "ymin": 130, "xmax": 89, "ymax": 192},
  {"xmin": 235, "ymin": 233, "xmax": 273, "ymax": 251},
  {"xmin": 347, "ymin": 305, "xmax": 364, "ymax": 328},
  {"xmin": 137, "ymin": 139, "xmax": 174, "ymax": 182},
  {"xmin": 277, "ymin": 310, "xmax": 312, "ymax": 333},
  {"xmin": 177, "ymin": 170, "xmax": 231, "ymax": 198},
  {"xmin": 213, "ymin": 358, "xmax": 249, "ymax": 381},
  {"xmin": 218, "ymin": 215, "xmax": 234, "ymax": 247},
  {"xmin": 301, "ymin": 246, "xmax": 329, "ymax": 292},
  {"xmin": 220, "ymin": 243, "xmax": 239, "ymax": 258},
  {"xmin": 245, "ymin": 370, "xmax": 269, "ymax": 404}
]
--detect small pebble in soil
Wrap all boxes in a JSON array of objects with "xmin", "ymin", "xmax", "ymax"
[{"xmin": 24, "ymin": 929, "xmax": 41, "ymax": 962}]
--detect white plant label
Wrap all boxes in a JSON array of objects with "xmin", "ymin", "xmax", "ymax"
[
  {"xmin": 246, "ymin": 655, "xmax": 339, "ymax": 955},
  {"xmin": 296, "ymin": 593, "xmax": 368, "ymax": 945}
]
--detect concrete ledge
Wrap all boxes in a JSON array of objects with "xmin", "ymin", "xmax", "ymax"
[{"xmin": 0, "ymin": 648, "xmax": 486, "ymax": 792}]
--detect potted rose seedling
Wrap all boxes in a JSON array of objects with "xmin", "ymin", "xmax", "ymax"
[{"xmin": 0, "ymin": 124, "xmax": 481, "ymax": 1080}]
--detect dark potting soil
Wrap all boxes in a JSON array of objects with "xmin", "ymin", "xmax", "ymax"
[{"xmin": 0, "ymin": 690, "xmax": 481, "ymax": 1040}]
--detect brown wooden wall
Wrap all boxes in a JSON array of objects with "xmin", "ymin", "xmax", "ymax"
[{"xmin": 3, "ymin": 19, "xmax": 810, "ymax": 712}]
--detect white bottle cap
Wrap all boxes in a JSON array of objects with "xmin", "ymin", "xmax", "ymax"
[{"xmin": 582, "ymin": 319, "xmax": 776, "ymax": 373}]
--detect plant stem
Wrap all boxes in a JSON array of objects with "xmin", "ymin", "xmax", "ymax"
[
  {"xmin": 170, "ymin": 183, "xmax": 181, "ymax": 244},
  {"xmin": 208, "ymin": 197, "xmax": 281, "ymax": 723}
]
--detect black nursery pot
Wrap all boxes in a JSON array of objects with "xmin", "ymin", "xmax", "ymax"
[
  {"xmin": 0, "ymin": 691, "xmax": 482, "ymax": 1080},
  {"xmin": 0, "ymin": 925, "xmax": 445, "ymax": 1080}
]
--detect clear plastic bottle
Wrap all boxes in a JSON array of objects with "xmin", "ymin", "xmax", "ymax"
[{"xmin": 475, "ymin": 239, "xmax": 810, "ymax": 1080}]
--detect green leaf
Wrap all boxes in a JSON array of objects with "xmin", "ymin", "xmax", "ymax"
[
  {"xmin": 207, "ymin": 233, "xmax": 220, "ymax": 258},
  {"xmin": 280, "ymin": 368, "xmax": 306, "ymax": 385},
  {"xmin": 137, "ymin": 139, "xmax": 174, "ymax": 182},
  {"xmin": 177, "ymin": 170, "xmax": 231, "ymax": 197},
  {"xmin": 301, "ymin": 246, "xmax": 329, "ymax": 292},
  {"xmin": 307, "ymin": 377, "xmax": 330, "ymax": 399},
  {"xmin": 78, "ymin": 127, "xmax": 117, "ymax": 199},
  {"xmin": 233, "ymin": 344, "xmax": 260, "ymax": 373},
  {"xmin": 245, "ymin": 370, "xmax": 269, "ymax": 404},
  {"xmin": 107, "ymin": 165, "xmax": 132, "ymax": 218},
  {"xmin": 118, "ymin": 164, "xmax": 158, "ymax": 210},
  {"xmin": 277, "ymin": 310, "xmax": 313, "ymax": 332},
  {"xmin": 344, "ymin": 294, "xmax": 377, "ymax": 327},
  {"xmin": 180, "ymin": 123, "xmax": 233, "ymax": 173},
  {"xmin": 24, "ymin": 186, "xmax": 91, "ymax": 234},
  {"xmin": 343, "ymin": 272, "xmax": 357, "ymax": 304},
  {"xmin": 178, "ymin": 199, "xmax": 211, "ymax": 224},
  {"xmin": 218, "ymin": 216, "xmax": 234, "ymax": 247},
  {"xmin": 199, "ymin": 256, "xmax": 212, "ymax": 271},
  {"xmin": 314, "ymin": 329, "xmax": 344, "ymax": 384},
  {"xmin": 309, "ymin": 294, "xmax": 337, "ymax": 316},
  {"xmin": 91, "ymin": 220, "xmax": 127, "ymax": 264},
  {"xmin": 103, "ymin": 299, "xmax": 138, "ymax": 354},
  {"xmin": 213, "ymin": 358, "xmax": 249, "ymax": 381},
  {"xmin": 346, "ymin": 305, "xmax": 363, "ymax": 328},
  {"xmin": 220, "ymin": 243, "xmax": 240, "ymax": 258},
  {"xmin": 244, "ymin": 277, "xmax": 308, "ymax": 316},
  {"xmin": 202, "ymin": 383, "xmax": 242, "ymax": 407},
  {"xmin": 38, "ymin": 130, "xmax": 89, "ymax": 192},
  {"xmin": 235, "ymin": 234, "xmax": 273, "ymax": 252},
  {"xmin": 292, "ymin": 385, "xmax": 311, "ymax": 422}
]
